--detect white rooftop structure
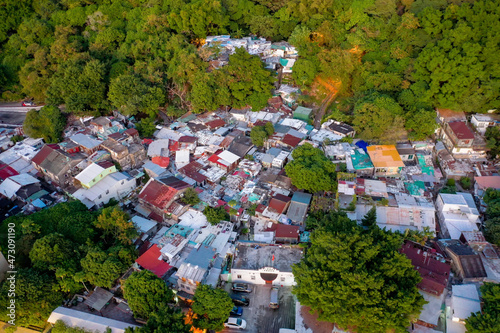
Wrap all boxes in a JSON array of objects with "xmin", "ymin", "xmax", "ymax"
[
  {"xmin": 310, "ymin": 129, "xmax": 343, "ymax": 143},
  {"xmin": 0, "ymin": 148, "xmax": 37, "ymax": 174},
  {"xmin": 218, "ymin": 150, "xmax": 240, "ymax": 165},
  {"xmin": 436, "ymin": 193, "xmax": 480, "ymax": 239},
  {"xmin": 324, "ymin": 143, "xmax": 355, "ymax": 160},
  {"xmin": 75, "ymin": 163, "xmax": 109, "ymax": 185},
  {"xmin": 175, "ymin": 149, "xmax": 190, "ymax": 169},
  {"xmin": 47, "ymin": 307, "xmax": 139, "ymax": 333},
  {"xmin": 0, "ymin": 173, "xmax": 40, "ymax": 199},
  {"xmin": 280, "ymin": 118, "xmax": 307, "ymax": 130},
  {"xmin": 178, "ymin": 209, "xmax": 209, "ymax": 229},
  {"xmin": 247, "ymin": 111, "xmax": 281, "ymax": 124},
  {"xmin": 199, "ymin": 166, "xmax": 225, "ymax": 183},
  {"xmin": 132, "ymin": 216, "xmax": 157, "ymax": 234},
  {"xmin": 450, "ymin": 284, "xmax": 481, "ymax": 324},
  {"xmin": 147, "ymin": 139, "xmax": 169, "ymax": 157},
  {"xmin": 70, "ymin": 133, "xmax": 102, "ymax": 150},
  {"xmin": 355, "ymin": 204, "xmax": 436, "ymax": 234},
  {"xmin": 72, "ymin": 172, "xmax": 135, "ymax": 208},
  {"xmin": 155, "ymin": 128, "xmax": 182, "ymax": 141}
]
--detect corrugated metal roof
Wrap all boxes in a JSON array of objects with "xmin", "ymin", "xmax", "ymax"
[
  {"xmin": 75, "ymin": 163, "xmax": 107, "ymax": 185},
  {"xmin": 367, "ymin": 145, "xmax": 405, "ymax": 168}
]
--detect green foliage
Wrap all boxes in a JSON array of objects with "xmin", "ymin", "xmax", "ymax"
[
  {"xmin": 460, "ymin": 177, "xmax": 471, "ymax": 190},
  {"xmin": 484, "ymin": 189, "xmax": 500, "ymax": 247},
  {"xmin": 353, "ymin": 92, "xmax": 406, "ymax": 144},
  {"xmin": 80, "ymin": 246, "xmax": 135, "ymax": 289},
  {"xmin": 127, "ymin": 305, "xmax": 191, "ymax": 333},
  {"xmin": 0, "ymin": 268, "xmax": 63, "ymax": 327},
  {"xmin": 29, "ymin": 233, "xmax": 78, "ymax": 271},
  {"xmin": 135, "ymin": 118, "xmax": 157, "ymax": 138},
  {"xmin": 247, "ymin": 203, "xmax": 258, "ymax": 216},
  {"xmin": 94, "ymin": 206, "xmax": 138, "ymax": 246},
  {"xmin": 250, "ymin": 125, "xmax": 268, "ymax": 147},
  {"xmin": 361, "ymin": 206, "xmax": 376, "ymax": 228},
  {"xmin": 285, "ymin": 143, "xmax": 337, "ymax": 193},
  {"xmin": 485, "ymin": 126, "xmax": 500, "ymax": 159},
  {"xmin": 293, "ymin": 212, "xmax": 425, "ymax": 333},
  {"xmin": 346, "ymin": 194, "xmax": 357, "ymax": 211},
  {"xmin": 446, "ymin": 178, "xmax": 456, "ymax": 187},
  {"xmin": 10, "ymin": 135, "xmax": 24, "ymax": 143},
  {"xmin": 402, "ymin": 227, "xmax": 434, "ymax": 245},
  {"xmin": 264, "ymin": 121, "xmax": 275, "ymax": 136},
  {"xmin": 241, "ymin": 228, "xmax": 249, "ymax": 235},
  {"xmin": 191, "ymin": 285, "xmax": 234, "ymax": 331},
  {"xmin": 52, "ymin": 320, "xmax": 95, "ymax": 333},
  {"xmin": 466, "ymin": 283, "xmax": 500, "ymax": 333},
  {"xmin": 123, "ymin": 270, "xmax": 174, "ymax": 320},
  {"xmin": 181, "ymin": 188, "xmax": 201, "ymax": 206},
  {"xmin": 23, "ymin": 105, "xmax": 66, "ymax": 143},
  {"xmin": 203, "ymin": 206, "xmax": 229, "ymax": 225}
]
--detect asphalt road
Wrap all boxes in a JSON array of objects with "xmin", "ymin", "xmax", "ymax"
[{"xmin": 0, "ymin": 103, "xmax": 42, "ymax": 126}]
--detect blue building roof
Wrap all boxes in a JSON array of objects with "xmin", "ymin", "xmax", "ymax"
[
  {"xmin": 355, "ymin": 140, "xmax": 368, "ymax": 151},
  {"xmin": 291, "ymin": 192, "xmax": 312, "ymax": 205},
  {"xmin": 185, "ymin": 245, "xmax": 217, "ymax": 269}
]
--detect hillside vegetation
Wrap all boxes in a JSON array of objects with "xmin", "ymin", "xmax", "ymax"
[{"xmin": 0, "ymin": 0, "xmax": 498, "ymax": 140}]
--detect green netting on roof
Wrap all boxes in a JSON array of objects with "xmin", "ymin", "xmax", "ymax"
[
  {"xmin": 351, "ymin": 150, "xmax": 374, "ymax": 170},
  {"xmin": 405, "ymin": 181, "xmax": 425, "ymax": 196},
  {"xmin": 422, "ymin": 166, "xmax": 434, "ymax": 176},
  {"xmin": 248, "ymin": 193, "xmax": 260, "ymax": 202},
  {"xmin": 417, "ymin": 155, "xmax": 428, "ymax": 167},
  {"xmin": 193, "ymin": 201, "xmax": 208, "ymax": 210}
]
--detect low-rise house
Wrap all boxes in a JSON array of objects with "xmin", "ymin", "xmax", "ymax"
[
  {"xmin": 436, "ymin": 193, "xmax": 480, "ymax": 239},
  {"xmin": 178, "ymin": 136, "xmax": 197, "ymax": 152},
  {"xmin": 178, "ymin": 161, "xmax": 208, "ymax": 186},
  {"xmin": 230, "ymin": 108, "xmax": 249, "ymax": 122},
  {"xmin": 32, "ymin": 144, "xmax": 85, "ymax": 187},
  {"xmin": 355, "ymin": 204, "xmax": 436, "ymax": 234},
  {"xmin": 132, "ymin": 215, "xmax": 158, "ymax": 238},
  {"xmin": 396, "ymin": 143, "xmax": 416, "ymax": 162},
  {"xmin": 175, "ymin": 245, "xmax": 217, "ymax": 296},
  {"xmin": 138, "ymin": 178, "xmax": 189, "ymax": 220},
  {"xmin": 48, "ymin": 307, "xmax": 139, "ymax": 333},
  {"xmin": 448, "ymin": 284, "xmax": 481, "ymax": 330},
  {"xmin": 89, "ymin": 117, "xmax": 112, "ymax": 135},
  {"xmin": 287, "ymin": 192, "xmax": 312, "ymax": 226},
  {"xmin": 276, "ymin": 85, "xmax": 300, "ymax": 106},
  {"xmin": 266, "ymin": 223, "xmax": 300, "ymax": 244},
  {"xmin": 208, "ymin": 150, "xmax": 240, "ymax": 172},
  {"xmin": 440, "ymin": 121, "xmax": 476, "ymax": 156},
  {"xmin": 438, "ymin": 240, "xmax": 487, "ymax": 282},
  {"xmin": 101, "ymin": 139, "xmax": 146, "ymax": 170},
  {"xmin": 175, "ymin": 149, "xmax": 190, "ymax": 170},
  {"xmin": 280, "ymin": 133, "xmax": 302, "ymax": 149},
  {"xmin": 470, "ymin": 113, "xmax": 500, "ymax": 135},
  {"xmin": 0, "ymin": 173, "xmax": 41, "ymax": 201},
  {"xmin": 293, "ymin": 106, "xmax": 312, "ymax": 121},
  {"xmin": 367, "ymin": 145, "xmax": 405, "ymax": 177},
  {"xmin": 72, "ymin": 172, "xmax": 135, "ymax": 208},
  {"xmin": 228, "ymin": 136, "xmax": 254, "ymax": 159},
  {"xmin": 346, "ymin": 148, "xmax": 374, "ymax": 176},
  {"xmin": 70, "ymin": 133, "xmax": 102, "ymax": 155},
  {"xmin": 135, "ymin": 244, "xmax": 173, "ymax": 278},
  {"xmin": 474, "ymin": 175, "xmax": 500, "ymax": 213},
  {"xmin": 400, "ymin": 241, "xmax": 450, "ymax": 296},
  {"xmin": 231, "ymin": 244, "xmax": 302, "ymax": 285},
  {"xmin": 74, "ymin": 161, "xmax": 116, "ymax": 189},
  {"xmin": 322, "ymin": 120, "xmax": 355, "ymax": 138},
  {"xmin": 436, "ymin": 108, "xmax": 466, "ymax": 124}
]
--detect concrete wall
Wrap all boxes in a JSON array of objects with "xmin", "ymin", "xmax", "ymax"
[{"xmin": 231, "ymin": 268, "xmax": 295, "ymax": 286}]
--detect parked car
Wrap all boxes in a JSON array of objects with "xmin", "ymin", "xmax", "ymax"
[
  {"xmin": 21, "ymin": 100, "xmax": 34, "ymax": 107},
  {"xmin": 230, "ymin": 306, "xmax": 243, "ymax": 316},
  {"xmin": 231, "ymin": 294, "xmax": 250, "ymax": 306},
  {"xmin": 270, "ymin": 287, "xmax": 279, "ymax": 309},
  {"xmin": 232, "ymin": 283, "xmax": 252, "ymax": 293},
  {"xmin": 224, "ymin": 317, "xmax": 247, "ymax": 330}
]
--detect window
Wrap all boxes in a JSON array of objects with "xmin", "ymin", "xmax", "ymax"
[
  {"xmin": 281, "ymin": 276, "xmax": 285, "ymax": 282},
  {"xmin": 251, "ymin": 275, "xmax": 256, "ymax": 280},
  {"xmin": 237, "ymin": 275, "xmax": 242, "ymax": 279},
  {"xmin": 408, "ymin": 155, "xmax": 413, "ymax": 160}
]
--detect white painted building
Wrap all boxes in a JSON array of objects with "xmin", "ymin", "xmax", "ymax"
[
  {"xmin": 470, "ymin": 113, "xmax": 500, "ymax": 135},
  {"xmin": 72, "ymin": 172, "xmax": 135, "ymax": 208},
  {"xmin": 436, "ymin": 193, "xmax": 480, "ymax": 239},
  {"xmin": 231, "ymin": 245, "xmax": 302, "ymax": 286}
]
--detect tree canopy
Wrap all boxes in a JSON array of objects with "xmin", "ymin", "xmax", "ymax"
[
  {"xmin": 293, "ymin": 212, "xmax": 425, "ymax": 333},
  {"xmin": 123, "ymin": 270, "xmax": 174, "ymax": 320},
  {"xmin": 23, "ymin": 105, "xmax": 66, "ymax": 143},
  {"xmin": 285, "ymin": 143, "xmax": 337, "ymax": 193},
  {"xmin": 180, "ymin": 187, "xmax": 201, "ymax": 206},
  {"xmin": 126, "ymin": 305, "xmax": 192, "ymax": 333},
  {"xmin": 466, "ymin": 282, "xmax": 500, "ymax": 333},
  {"xmin": 203, "ymin": 206, "xmax": 229, "ymax": 225},
  {"xmin": 191, "ymin": 285, "xmax": 234, "ymax": 331}
]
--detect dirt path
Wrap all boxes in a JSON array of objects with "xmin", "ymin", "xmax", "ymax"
[{"xmin": 312, "ymin": 77, "xmax": 341, "ymax": 129}]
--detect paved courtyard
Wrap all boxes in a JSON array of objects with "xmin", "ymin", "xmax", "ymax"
[{"xmin": 222, "ymin": 284, "xmax": 295, "ymax": 333}]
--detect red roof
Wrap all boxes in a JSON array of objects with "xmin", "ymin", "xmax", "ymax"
[
  {"xmin": 282, "ymin": 134, "xmax": 302, "ymax": 147},
  {"xmin": 142, "ymin": 139, "xmax": 154, "ymax": 145},
  {"xmin": 139, "ymin": 179, "xmax": 178, "ymax": 210},
  {"xmin": 124, "ymin": 128, "xmax": 139, "ymax": 137},
  {"xmin": 169, "ymin": 141, "xmax": 179, "ymax": 152},
  {"xmin": 268, "ymin": 196, "xmax": 290, "ymax": 214},
  {"xmin": 152, "ymin": 156, "xmax": 170, "ymax": 168},
  {"xmin": 179, "ymin": 161, "xmax": 208, "ymax": 183},
  {"xmin": 96, "ymin": 160, "xmax": 115, "ymax": 169},
  {"xmin": 179, "ymin": 136, "xmax": 197, "ymax": 143},
  {"xmin": 0, "ymin": 163, "xmax": 19, "ymax": 180},
  {"xmin": 205, "ymin": 119, "xmax": 225, "ymax": 130},
  {"xmin": 135, "ymin": 245, "xmax": 172, "ymax": 278},
  {"xmin": 266, "ymin": 223, "xmax": 300, "ymax": 239},
  {"xmin": 475, "ymin": 176, "xmax": 500, "ymax": 190},
  {"xmin": 256, "ymin": 204, "xmax": 266, "ymax": 214},
  {"xmin": 108, "ymin": 132, "xmax": 123, "ymax": 140},
  {"xmin": 32, "ymin": 145, "xmax": 56, "ymax": 166},
  {"xmin": 254, "ymin": 120, "xmax": 270, "ymax": 127},
  {"xmin": 449, "ymin": 122, "xmax": 475, "ymax": 140},
  {"xmin": 400, "ymin": 241, "xmax": 450, "ymax": 296}
]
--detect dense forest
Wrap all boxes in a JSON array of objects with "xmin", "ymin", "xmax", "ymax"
[{"xmin": 0, "ymin": 0, "xmax": 499, "ymax": 140}]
